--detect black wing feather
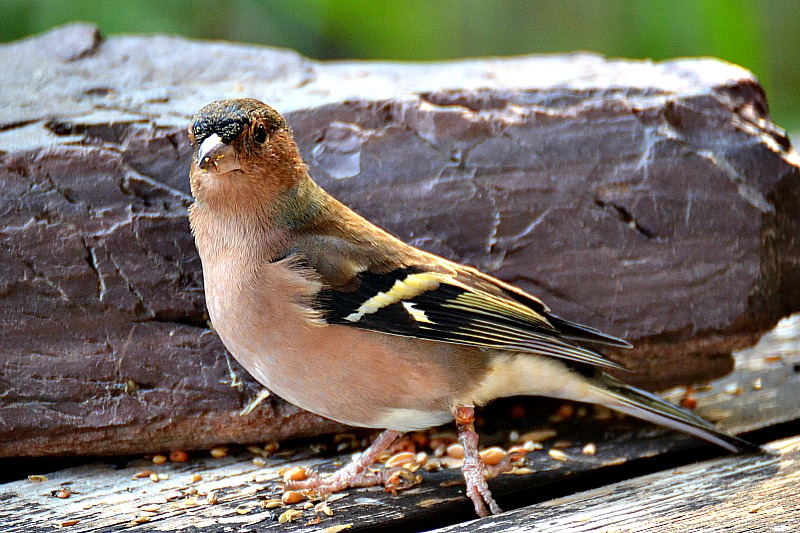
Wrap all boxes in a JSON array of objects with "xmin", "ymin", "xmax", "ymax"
[{"xmin": 317, "ymin": 265, "xmax": 628, "ymax": 371}]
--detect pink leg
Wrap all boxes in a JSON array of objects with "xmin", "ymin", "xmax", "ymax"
[
  {"xmin": 455, "ymin": 405, "xmax": 502, "ymax": 517},
  {"xmin": 286, "ymin": 429, "xmax": 403, "ymax": 493}
]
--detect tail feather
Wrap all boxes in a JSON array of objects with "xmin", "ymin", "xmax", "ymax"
[
  {"xmin": 594, "ymin": 373, "xmax": 760, "ymax": 453},
  {"xmin": 548, "ymin": 314, "xmax": 633, "ymax": 349}
]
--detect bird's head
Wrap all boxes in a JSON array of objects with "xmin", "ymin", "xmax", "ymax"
[{"xmin": 188, "ymin": 98, "xmax": 306, "ymax": 208}]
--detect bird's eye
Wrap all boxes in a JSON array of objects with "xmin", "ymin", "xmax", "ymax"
[{"xmin": 254, "ymin": 124, "xmax": 268, "ymax": 144}]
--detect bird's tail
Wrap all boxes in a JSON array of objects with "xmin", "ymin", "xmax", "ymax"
[{"xmin": 592, "ymin": 373, "xmax": 760, "ymax": 453}]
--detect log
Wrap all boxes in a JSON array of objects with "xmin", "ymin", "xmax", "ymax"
[{"xmin": 1, "ymin": 23, "xmax": 799, "ymax": 456}]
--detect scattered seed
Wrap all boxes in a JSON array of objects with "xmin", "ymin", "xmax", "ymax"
[
  {"xmin": 55, "ymin": 489, "xmax": 71, "ymax": 499},
  {"xmin": 752, "ymin": 378, "xmax": 763, "ymax": 390},
  {"xmin": 59, "ymin": 519, "xmax": 79, "ymax": 527},
  {"xmin": 247, "ymin": 445, "xmax": 265, "ymax": 456},
  {"xmin": 264, "ymin": 442, "xmax": 280, "ymax": 454},
  {"xmin": 282, "ymin": 490, "xmax": 304, "ymax": 505},
  {"xmin": 235, "ymin": 505, "xmax": 251, "ymax": 515},
  {"xmin": 680, "ymin": 396, "xmax": 698, "ymax": 409},
  {"xmin": 206, "ymin": 491, "xmax": 218, "ymax": 505},
  {"xmin": 157, "ymin": 474, "xmax": 169, "ymax": 481},
  {"xmin": 278, "ymin": 509, "xmax": 303, "ymax": 524},
  {"xmin": 519, "ymin": 429, "xmax": 557, "ymax": 443},
  {"xmin": 28, "ymin": 475, "xmax": 48, "ymax": 483},
  {"xmin": 749, "ymin": 505, "xmax": 762, "ymax": 513},
  {"xmin": 334, "ymin": 433, "xmax": 356, "ymax": 443},
  {"xmin": 210, "ymin": 446, "xmax": 228, "ymax": 458},
  {"xmin": 149, "ymin": 473, "xmax": 159, "ymax": 482},
  {"xmin": 302, "ymin": 501, "xmax": 314, "ymax": 510},
  {"xmin": 554, "ymin": 404, "xmax": 574, "ymax": 420},
  {"xmin": 764, "ymin": 355, "xmax": 783, "ymax": 363},
  {"xmin": 410, "ymin": 432, "xmax": 428, "ymax": 448},
  {"xmin": 479, "ymin": 447, "xmax": 507, "ymax": 466},
  {"xmin": 253, "ymin": 457, "xmax": 266, "ymax": 467},
  {"xmin": 446, "ymin": 443, "xmax": 465, "ymax": 459},
  {"xmin": 283, "ymin": 466, "xmax": 308, "ymax": 482},
  {"xmin": 415, "ymin": 452, "xmax": 428, "ymax": 465},
  {"xmin": 385, "ymin": 451, "xmax": 416, "ymax": 468},
  {"xmin": 140, "ymin": 504, "xmax": 161, "ymax": 512},
  {"xmin": 582, "ymin": 443, "xmax": 597, "ymax": 455},
  {"xmin": 523, "ymin": 440, "xmax": 543, "ymax": 452},
  {"xmin": 593, "ymin": 405, "xmax": 614, "ymax": 421},
  {"xmin": 179, "ymin": 497, "xmax": 200, "ymax": 509},
  {"xmin": 510, "ymin": 467, "xmax": 534, "ymax": 475},
  {"xmin": 552, "ymin": 440, "xmax": 572, "ymax": 449},
  {"xmin": 602, "ymin": 457, "xmax": 628, "ymax": 466},
  {"xmin": 306, "ymin": 516, "xmax": 322, "ymax": 526},
  {"xmin": 191, "ymin": 474, "xmax": 203, "ymax": 483},
  {"xmin": 130, "ymin": 516, "xmax": 150, "ymax": 525},
  {"xmin": 264, "ymin": 500, "xmax": 282, "ymax": 509},
  {"xmin": 548, "ymin": 449, "xmax": 568, "ymax": 461},
  {"xmin": 724, "ymin": 383, "xmax": 743, "ymax": 396},
  {"xmin": 133, "ymin": 469, "xmax": 154, "ymax": 479},
  {"xmin": 169, "ymin": 450, "xmax": 189, "ymax": 463},
  {"xmin": 322, "ymin": 525, "xmax": 354, "ymax": 533},
  {"xmin": 152, "ymin": 454, "xmax": 167, "ymax": 465},
  {"xmin": 186, "ymin": 486, "xmax": 198, "ymax": 495},
  {"xmin": 315, "ymin": 502, "xmax": 334, "ymax": 516}
]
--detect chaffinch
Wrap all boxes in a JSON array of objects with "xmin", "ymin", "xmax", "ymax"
[{"xmin": 188, "ymin": 98, "xmax": 757, "ymax": 517}]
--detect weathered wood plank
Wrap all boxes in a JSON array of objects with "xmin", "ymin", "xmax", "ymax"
[
  {"xmin": 0, "ymin": 315, "xmax": 797, "ymax": 532},
  {"xmin": 432, "ymin": 436, "xmax": 800, "ymax": 533}
]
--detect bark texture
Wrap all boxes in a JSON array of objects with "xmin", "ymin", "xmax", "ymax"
[{"xmin": 1, "ymin": 24, "xmax": 798, "ymax": 456}]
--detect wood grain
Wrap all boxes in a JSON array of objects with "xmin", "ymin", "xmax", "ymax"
[
  {"xmin": 0, "ymin": 316, "xmax": 797, "ymax": 531},
  {"xmin": 433, "ymin": 436, "xmax": 800, "ymax": 533}
]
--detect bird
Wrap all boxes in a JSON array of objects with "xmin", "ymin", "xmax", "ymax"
[{"xmin": 187, "ymin": 98, "xmax": 759, "ymax": 517}]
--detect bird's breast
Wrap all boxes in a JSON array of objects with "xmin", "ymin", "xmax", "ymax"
[{"xmin": 199, "ymin": 252, "xmax": 489, "ymax": 430}]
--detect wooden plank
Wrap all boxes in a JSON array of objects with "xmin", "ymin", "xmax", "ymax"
[
  {"xmin": 432, "ymin": 436, "xmax": 800, "ymax": 532},
  {"xmin": 0, "ymin": 315, "xmax": 797, "ymax": 532}
]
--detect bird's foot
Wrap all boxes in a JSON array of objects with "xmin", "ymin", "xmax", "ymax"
[
  {"xmin": 455, "ymin": 405, "xmax": 502, "ymax": 517},
  {"xmin": 285, "ymin": 429, "xmax": 404, "ymax": 494}
]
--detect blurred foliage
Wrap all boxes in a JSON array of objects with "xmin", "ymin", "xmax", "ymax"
[{"xmin": 2, "ymin": 0, "xmax": 798, "ymax": 131}]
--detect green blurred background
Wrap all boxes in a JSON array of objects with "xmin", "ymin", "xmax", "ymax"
[{"xmin": 2, "ymin": 0, "xmax": 798, "ymax": 133}]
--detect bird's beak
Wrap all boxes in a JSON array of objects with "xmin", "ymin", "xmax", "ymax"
[{"xmin": 197, "ymin": 133, "xmax": 241, "ymax": 174}]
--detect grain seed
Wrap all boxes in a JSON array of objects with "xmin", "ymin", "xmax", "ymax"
[
  {"xmin": 446, "ymin": 443, "xmax": 465, "ymax": 459},
  {"xmin": 278, "ymin": 509, "xmax": 303, "ymax": 524},
  {"xmin": 282, "ymin": 490, "xmax": 304, "ymax": 505},
  {"xmin": 548, "ymin": 449, "xmax": 568, "ymax": 461},
  {"xmin": 283, "ymin": 466, "xmax": 307, "ymax": 482},
  {"xmin": 169, "ymin": 451, "xmax": 189, "ymax": 462},
  {"xmin": 385, "ymin": 452, "xmax": 416, "ymax": 468},
  {"xmin": 210, "ymin": 446, "xmax": 228, "ymax": 458},
  {"xmin": 479, "ymin": 447, "xmax": 507, "ymax": 466}
]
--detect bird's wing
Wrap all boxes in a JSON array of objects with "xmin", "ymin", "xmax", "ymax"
[{"xmin": 291, "ymin": 229, "xmax": 630, "ymax": 371}]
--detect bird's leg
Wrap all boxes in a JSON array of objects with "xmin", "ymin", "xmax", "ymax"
[
  {"xmin": 454, "ymin": 405, "xmax": 502, "ymax": 517},
  {"xmin": 286, "ymin": 429, "xmax": 403, "ymax": 493}
]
